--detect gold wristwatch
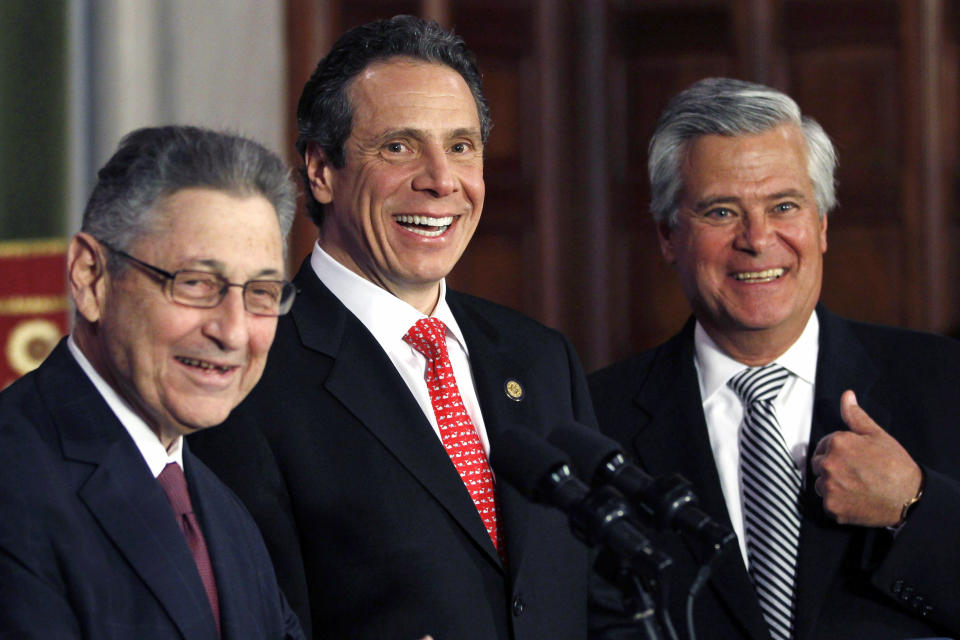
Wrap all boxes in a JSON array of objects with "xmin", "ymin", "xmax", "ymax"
[{"xmin": 894, "ymin": 471, "xmax": 925, "ymax": 528}]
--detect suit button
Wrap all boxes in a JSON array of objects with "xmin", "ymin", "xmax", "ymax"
[
  {"xmin": 512, "ymin": 596, "xmax": 525, "ymax": 616},
  {"xmin": 891, "ymin": 579, "xmax": 904, "ymax": 594},
  {"xmin": 922, "ymin": 604, "xmax": 934, "ymax": 617},
  {"xmin": 910, "ymin": 595, "xmax": 924, "ymax": 610},
  {"xmin": 900, "ymin": 586, "xmax": 914, "ymax": 602}
]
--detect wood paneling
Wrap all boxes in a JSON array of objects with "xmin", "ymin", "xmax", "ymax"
[
  {"xmin": 596, "ymin": 0, "xmax": 960, "ymax": 366},
  {"xmin": 288, "ymin": 0, "xmax": 960, "ymax": 368},
  {"xmin": 784, "ymin": 1, "xmax": 905, "ymax": 326},
  {"xmin": 445, "ymin": 1, "xmax": 541, "ymax": 315},
  {"xmin": 605, "ymin": 2, "xmax": 742, "ymax": 360}
]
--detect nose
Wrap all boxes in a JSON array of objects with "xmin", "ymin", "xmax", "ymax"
[
  {"xmin": 733, "ymin": 209, "xmax": 773, "ymax": 254},
  {"xmin": 411, "ymin": 146, "xmax": 458, "ymax": 197},
  {"xmin": 202, "ymin": 286, "xmax": 249, "ymax": 350}
]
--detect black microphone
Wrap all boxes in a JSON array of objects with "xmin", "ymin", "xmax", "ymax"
[
  {"xmin": 491, "ymin": 427, "xmax": 672, "ymax": 578},
  {"xmin": 548, "ymin": 423, "xmax": 735, "ymax": 553}
]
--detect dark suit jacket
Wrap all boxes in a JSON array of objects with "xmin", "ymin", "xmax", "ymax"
[
  {"xmin": 588, "ymin": 307, "xmax": 960, "ymax": 639},
  {"xmin": 0, "ymin": 340, "xmax": 304, "ymax": 640},
  {"xmin": 189, "ymin": 260, "xmax": 598, "ymax": 640}
]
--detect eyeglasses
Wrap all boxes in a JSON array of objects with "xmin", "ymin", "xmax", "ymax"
[{"xmin": 101, "ymin": 242, "xmax": 297, "ymax": 316}]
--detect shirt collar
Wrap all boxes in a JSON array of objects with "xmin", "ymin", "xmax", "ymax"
[
  {"xmin": 66, "ymin": 335, "xmax": 184, "ymax": 476},
  {"xmin": 695, "ymin": 311, "xmax": 820, "ymax": 400},
  {"xmin": 309, "ymin": 242, "xmax": 468, "ymax": 352}
]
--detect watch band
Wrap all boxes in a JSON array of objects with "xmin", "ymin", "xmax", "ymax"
[{"xmin": 894, "ymin": 471, "xmax": 925, "ymax": 528}]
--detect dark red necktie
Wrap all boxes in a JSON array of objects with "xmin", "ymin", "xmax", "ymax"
[
  {"xmin": 404, "ymin": 317, "xmax": 502, "ymax": 554},
  {"xmin": 158, "ymin": 462, "xmax": 221, "ymax": 635}
]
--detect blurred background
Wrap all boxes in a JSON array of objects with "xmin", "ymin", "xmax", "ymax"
[{"xmin": 3, "ymin": 0, "xmax": 959, "ymax": 385}]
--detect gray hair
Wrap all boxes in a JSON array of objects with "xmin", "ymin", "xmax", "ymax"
[
  {"xmin": 648, "ymin": 77, "xmax": 837, "ymax": 227},
  {"xmin": 82, "ymin": 125, "xmax": 297, "ymax": 268}
]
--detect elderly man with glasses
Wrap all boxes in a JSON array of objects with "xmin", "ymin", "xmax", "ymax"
[{"xmin": 0, "ymin": 125, "xmax": 305, "ymax": 639}]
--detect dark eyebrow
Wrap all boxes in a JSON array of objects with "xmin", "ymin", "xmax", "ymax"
[
  {"xmin": 448, "ymin": 127, "xmax": 482, "ymax": 140},
  {"xmin": 374, "ymin": 128, "xmax": 426, "ymax": 144},
  {"xmin": 374, "ymin": 127, "xmax": 482, "ymax": 145}
]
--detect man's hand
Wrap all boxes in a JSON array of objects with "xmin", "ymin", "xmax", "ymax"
[{"xmin": 810, "ymin": 390, "xmax": 922, "ymax": 527}]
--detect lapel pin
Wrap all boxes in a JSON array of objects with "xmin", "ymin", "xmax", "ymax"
[{"xmin": 504, "ymin": 379, "xmax": 524, "ymax": 402}]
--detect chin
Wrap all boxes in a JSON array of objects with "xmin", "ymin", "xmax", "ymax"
[
  {"xmin": 729, "ymin": 314, "xmax": 796, "ymax": 333},
  {"xmin": 173, "ymin": 404, "xmax": 237, "ymax": 432}
]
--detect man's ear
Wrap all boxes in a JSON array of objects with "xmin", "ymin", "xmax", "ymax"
[
  {"xmin": 304, "ymin": 142, "xmax": 336, "ymax": 205},
  {"xmin": 68, "ymin": 232, "xmax": 109, "ymax": 323},
  {"xmin": 656, "ymin": 220, "xmax": 677, "ymax": 265},
  {"xmin": 819, "ymin": 211, "xmax": 829, "ymax": 255}
]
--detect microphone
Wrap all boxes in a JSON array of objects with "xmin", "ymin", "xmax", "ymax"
[
  {"xmin": 548, "ymin": 423, "xmax": 735, "ymax": 553},
  {"xmin": 491, "ymin": 427, "xmax": 672, "ymax": 578}
]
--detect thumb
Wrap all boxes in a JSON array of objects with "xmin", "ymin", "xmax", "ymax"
[{"xmin": 840, "ymin": 389, "xmax": 883, "ymax": 435}]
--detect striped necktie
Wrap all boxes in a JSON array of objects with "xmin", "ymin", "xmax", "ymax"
[{"xmin": 729, "ymin": 364, "xmax": 800, "ymax": 640}]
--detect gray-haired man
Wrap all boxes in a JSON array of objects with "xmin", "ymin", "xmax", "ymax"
[
  {"xmin": 0, "ymin": 125, "xmax": 304, "ymax": 639},
  {"xmin": 590, "ymin": 78, "xmax": 960, "ymax": 639}
]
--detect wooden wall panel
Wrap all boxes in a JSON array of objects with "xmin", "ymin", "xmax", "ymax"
[
  {"xmin": 604, "ymin": 3, "xmax": 742, "ymax": 361},
  {"xmin": 287, "ymin": 0, "xmax": 960, "ymax": 369},
  {"xmin": 783, "ymin": 1, "xmax": 905, "ymax": 326},
  {"xmin": 790, "ymin": 50, "xmax": 901, "ymax": 222},
  {"xmin": 945, "ymin": 0, "xmax": 960, "ymax": 335},
  {"xmin": 454, "ymin": 233, "xmax": 527, "ymax": 311},
  {"xmin": 445, "ymin": 1, "xmax": 539, "ymax": 311},
  {"xmin": 339, "ymin": 0, "xmax": 420, "ymax": 29},
  {"xmin": 818, "ymin": 227, "xmax": 906, "ymax": 324}
]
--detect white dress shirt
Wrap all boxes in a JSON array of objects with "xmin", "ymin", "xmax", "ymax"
[
  {"xmin": 67, "ymin": 335, "xmax": 185, "ymax": 476},
  {"xmin": 310, "ymin": 243, "xmax": 491, "ymax": 454},
  {"xmin": 694, "ymin": 313, "xmax": 819, "ymax": 567}
]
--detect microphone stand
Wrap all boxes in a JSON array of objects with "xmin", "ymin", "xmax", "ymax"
[
  {"xmin": 593, "ymin": 548, "xmax": 675, "ymax": 640},
  {"xmin": 490, "ymin": 428, "xmax": 677, "ymax": 640},
  {"xmin": 557, "ymin": 478, "xmax": 676, "ymax": 640}
]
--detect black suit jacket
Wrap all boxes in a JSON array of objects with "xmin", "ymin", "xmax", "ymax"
[
  {"xmin": 0, "ymin": 340, "xmax": 304, "ymax": 640},
  {"xmin": 189, "ymin": 260, "xmax": 598, "ymax": 640},
  {"xmin": 588, "ymin": 307, "xmax": 960, "ymax": 639}
]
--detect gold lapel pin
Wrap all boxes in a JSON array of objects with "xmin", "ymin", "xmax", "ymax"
[{"xmin": 504, "ymin": 379, "xmax": 524, "ymax": 401}]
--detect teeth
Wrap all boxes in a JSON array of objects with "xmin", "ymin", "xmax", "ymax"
[
  {"xmin": 394, "ymin": 215, "xmax": 454, "ymax": 236},
  {"xmin": 395, "ymin": 215, "xmax": 454, "ymax": 227},
  {"xmin": 733, "ymin": 268, "xmax": 785, "ymax": 283},
  {"xmin": 177, "ymin": 357, "xmax": 233, "ymax": 373}
]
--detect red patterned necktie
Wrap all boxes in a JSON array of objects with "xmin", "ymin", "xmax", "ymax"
[
  {"xmin": 404, "ymin": 317, "xmax": 502, "ymax": 554},
  {"xmin": 158, "ymin": 462, "xmax": 221, "ymax": 636}
]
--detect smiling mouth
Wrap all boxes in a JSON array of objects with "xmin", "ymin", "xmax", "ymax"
[
  {"xmin": 394, "ymin": 214, "xmax": 454, "ymax": 238},
  {"xmin": 733, "ymin": 268, "xmax": 785, "ymax": 283},
  {"xmin": 176, "ymin": 356, "xmax": 238, "ymax": 374}
]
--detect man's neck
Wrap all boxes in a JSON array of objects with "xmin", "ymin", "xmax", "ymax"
[
  {"xmin": 701, "ymin": 318, "xmax": 811, "ymax": 367},
  {"xmin": 68, "ymin": 330, "xmax": 182, "ymax": 457},
  {"xmin": 319, "ymin": 243, "xmax": 441, "ymax": 315}
]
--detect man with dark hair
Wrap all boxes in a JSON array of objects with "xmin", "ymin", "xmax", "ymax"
[
  {"xmin": 590, "ymin": 78, "xmax": 960, "ymax": 638},
  {"xmin": 189, "ymin": 15, "xmax": 596, "ymax": 640},
  {"xmin": 0, "ymin": 125, "xmax": 304, "ymax": 639}
]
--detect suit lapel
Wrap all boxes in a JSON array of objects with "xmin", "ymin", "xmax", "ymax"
[
  {"xmin": 626, "ymin": 310, "xmax": 890, "ymax": 639},
  {"xmin": 630, "ymin": 325, "xmax": 728, "ymax": 513},
  {"xmin": 40, "ymin": 343, "xmax": 217, "ymax": 640},
  {"xmin": 793, "ymin": 308, "xmax": 883, "ymax": 639},
  {"xmin": 185, "ymin": 447, "xmax": 263, "ymax": 639},
  {"xmin": 447, "ymin": 292, "xmax": 540, "ymax": 577},
  {"xmin": 630, "ymin": 322, "xmax": 772, "ymax": 640},
  {"xmin": 291, "ymin": 265, "xmax": 502, "ymax": 569}
]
